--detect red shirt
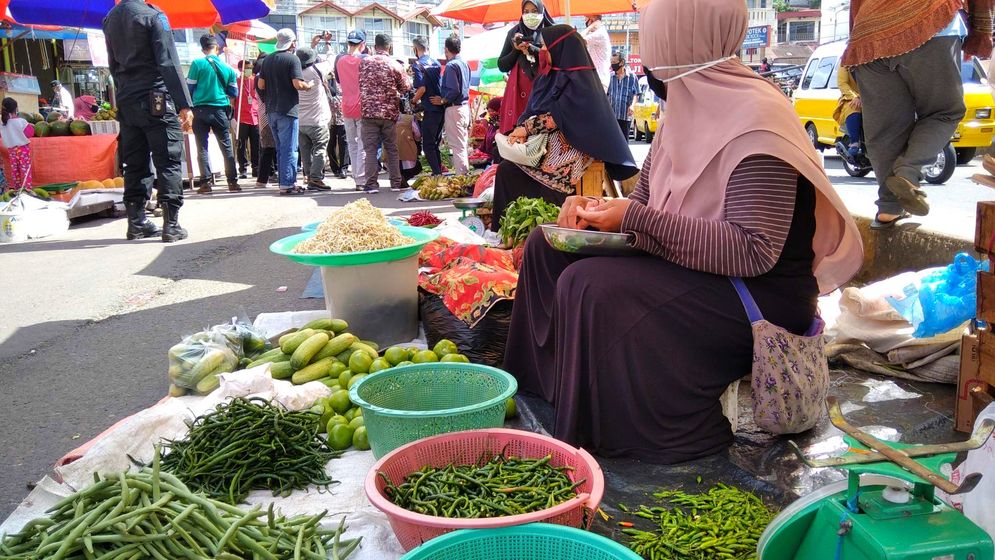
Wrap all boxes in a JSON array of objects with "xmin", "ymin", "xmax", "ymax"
[
  {"xmin": 237, "ymin": 75, "xmax": 258, "ymax": 126},
  {"xmin": 335, "ymin": 54, "xmax": 363, "ymax": 120}
]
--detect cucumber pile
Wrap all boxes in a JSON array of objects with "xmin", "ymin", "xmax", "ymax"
[{"xmin": 167, "ymin": 323, "xmax": 271, "ymax": 397}]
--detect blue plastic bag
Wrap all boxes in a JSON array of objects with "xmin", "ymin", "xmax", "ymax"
[{"xmin": 886, "ymin": 253, "xmax": 989, "ymax": 338}]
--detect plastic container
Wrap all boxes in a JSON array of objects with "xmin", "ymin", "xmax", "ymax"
[
  {"xmin": 365, "ymin": 428, "xmax": 604, "ymax": 551},
  {"xmin": 319, "ymin": 254, "xmax": 419, "ymax": 345},
  {"xmin": 270, "ymin": 225, "xmax": 438, "ymax": 345},
  {"xmin": 349, "ymin": 364, "xmax": 517, "ymax": 459},
  {"xmin": 400, "ymin": 524, "xmax": 639, "ymax": 560}
]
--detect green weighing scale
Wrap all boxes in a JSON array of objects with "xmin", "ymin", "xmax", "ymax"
[
  {"xmin": 452, "ymin": 197, "xmax": 487, "ymax": 236},
  {"xmin": 758, "ymin": 397, "xmax": 995, "ymax": 560}
]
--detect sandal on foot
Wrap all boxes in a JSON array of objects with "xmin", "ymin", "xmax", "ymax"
[
  {"xmin": 278, "ymin": 186, "xmax": 306, "ymax": 196},
  {"xmin": 884, "ymin": 176, "xmax": 929, "ymax": 216},
  {"xmin": 870, "ymin": 211, "xmax": 911, "ymax": 230}
]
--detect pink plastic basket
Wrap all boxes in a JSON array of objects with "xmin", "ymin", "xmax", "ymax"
[{"xmin": 365, "ymin": 428, "xmax": 605, "ymax": 551}]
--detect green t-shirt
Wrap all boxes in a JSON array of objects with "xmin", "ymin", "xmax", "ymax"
[{"xmin": 187, "ymin": 55, "xmax": 237, "ymax": 107}]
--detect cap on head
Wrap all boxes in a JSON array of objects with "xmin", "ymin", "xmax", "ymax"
[
  {"xmin": 347, "ymin": 29, "xmax": 366, "ymax": 44},
  {"xmin": 275, "ymin": 28, "xmax": 297, "ymax": 51},
  {"xmin": 50, "ymin": 80, "xmax": 60, "ymax": 86},
  {"xmin": 296, "ymin": 47, "xmax": 317, "ymax": 67}
]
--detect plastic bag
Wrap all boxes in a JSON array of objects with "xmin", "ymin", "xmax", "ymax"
[
  {"xmin": 420, "ymin": 292, "xmax": 512, "ymax": 367},
  {"xmin": 885, "ymin": 253, "xmax": 989, "ymax": 338},
  {"xmin": 941, "ymin": 403, "xmax": 995, "ymax": 542},
  {"xmin": 166, "ymin": 320, "xmax": 272, "ymax": 396}
]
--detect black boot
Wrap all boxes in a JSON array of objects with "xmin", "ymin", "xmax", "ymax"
[
  {"xmin": 125, "ymin": 201, "xmax": 162, "ymax": 240},
  {"xmin": 161, "ymin": 204, "xmax": 188, "ymax": 243}
]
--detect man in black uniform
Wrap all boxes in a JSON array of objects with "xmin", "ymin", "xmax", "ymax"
[{"xmin": 103, "ymin": 0, "xmax": 193, "ymax": 242}]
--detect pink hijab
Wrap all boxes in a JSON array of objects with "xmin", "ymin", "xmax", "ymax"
[{"xmin": 640, "ymin": 0, "xmax": 862, "ymax": 295}]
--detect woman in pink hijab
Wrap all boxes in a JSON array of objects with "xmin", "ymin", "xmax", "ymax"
[{"xmin": 503, "ymin": 0, "xmax": 862, "ymax": 462}]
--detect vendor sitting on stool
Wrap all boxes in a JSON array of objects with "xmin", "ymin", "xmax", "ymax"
[
  {"xmin": 488, "ymin": 24, "xmax": 637, "ymax": 233},
  {"xmin": 503, "ymin": 0, "xmax": 863, "ymax": 463}
]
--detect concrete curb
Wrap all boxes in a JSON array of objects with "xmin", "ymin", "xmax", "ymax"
[{"xmin": 853, "ymin": 215, "xmax": 976, "ymax": 282}]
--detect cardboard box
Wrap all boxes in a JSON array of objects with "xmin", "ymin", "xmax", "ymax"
[{"xmin": 957, "ymin": 333, "xmax": 995, "ymax": 432}]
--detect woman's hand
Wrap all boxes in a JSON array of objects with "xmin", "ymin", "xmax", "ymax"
[
  {"xmin": 850, "ymin": 95, "xmax": 861, "ymax": 111},
  {"xmin": 507, "ymin": 126, "xmax": 528, "ymax": 144},
  {"xmin": 557, "ymin": 196, "xmax": 597, "ymax": 229},
  {"xmin": 575, "ymin": 198, "xmax": 632, "ymax": 233},
  {"xmin": 513, "ymin": 33, "xmax": 531, "ymax": 54}
]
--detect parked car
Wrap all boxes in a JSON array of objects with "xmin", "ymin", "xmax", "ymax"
[
  {"xmin": 793, "ymin": 41, "xmax": 995, "ymax": 184},
  {"xmin": 631, "ymin": 78, "xmax": 660, "ymax": 142}
]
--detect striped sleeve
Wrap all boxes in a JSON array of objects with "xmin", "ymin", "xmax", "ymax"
[
  {"xmin": 620, "ymin": 155, "xmax": 799, "ymax": 277},
  {"xmin": 628, "ymin": 149, "xmax": 652, "ymax": 205}
]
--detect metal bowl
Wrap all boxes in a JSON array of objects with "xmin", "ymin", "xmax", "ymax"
[
  {"xmin": 452, "ymin": 197, "xmax": 485, "ymax": 210},
  {"xmin": 540, "ymin": 225, "xmax": 642, "ymax": 257}
]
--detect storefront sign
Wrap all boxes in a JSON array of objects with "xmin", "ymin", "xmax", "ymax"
[
  {"xmin": 627, "ymin": 53, "xmax": 642, "ymax": 75},
  {"xmin": 743, "ymin": 25, "xmax": 769, "ymax": 49},
  {"xmin": 87, "ymin": 30, "xmax": 109, "ymax": 68},
  {"xmin": 63, "ymin": 37, "xmax": 91, "ymax": 62}
]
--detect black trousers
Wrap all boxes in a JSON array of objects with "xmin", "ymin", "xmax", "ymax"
[
  {"xmin": 422, "ymin": 110, "xmax": 445, "ymax": 175},
  {"xmin": 192, "ymin": 106, "xmax": 237, "ymax": 184},
  {"xmin": 617, "ymin": 119, "xmax": 631, "ymax": 140},
  {"xmin": 117, "ymin": 100, "xmax": 184, "ymax": 208},
  {"xmin": 237, "ymin": 123, "xmax": 259, "ymax": 176},
  {"xmin": 327, "ymin": 124, "xmax": 349, "ymax": 174}
]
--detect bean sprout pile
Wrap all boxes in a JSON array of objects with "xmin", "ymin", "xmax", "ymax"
[{"xmin": 294, "ymin": 199, "xmax": 410, "ymax": 254}]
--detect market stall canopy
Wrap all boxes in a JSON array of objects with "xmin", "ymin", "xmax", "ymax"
[
  {"xmin": 0, "ymin": 21, "xmax": 85, "ymax": 39},
  {"xmin": 433, "ymin": 0, "xmax": 639, "ymax": 24},
  {"xmin": 222, "ymin": 18, "xmax": 277, "ymax": 42},
  {"xmin": 0, "ymin": 0, "xmax": 273, "ymax": 29},
  {"xmin": 460, "ymin": 23, "xmax": 514, "ymax": 61}
]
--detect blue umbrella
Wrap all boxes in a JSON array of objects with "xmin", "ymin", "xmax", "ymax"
[{"xmin": 6, "ymin": 0, "xmax": 272, "ymax": 29}]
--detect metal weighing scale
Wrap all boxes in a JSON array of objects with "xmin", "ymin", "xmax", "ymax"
[
  {"xmin": 452, "ymin": 198, "xmax": 486, "ymax": 236},
  {"xmin": 758, "ymin": 397, "xmax": 995, "ymax": 560}
]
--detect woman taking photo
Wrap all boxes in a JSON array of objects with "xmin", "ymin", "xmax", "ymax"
[
  {"xmin": 497, "ymin": 0, "xmax": 553, "ymax": 133},
  {"xmin": 504, "ymin": 0, "xmax": 862, "ymax": 462},
  {"xmin": 489, "ymin": 24, "xmax": 637, "ymax": 233}
]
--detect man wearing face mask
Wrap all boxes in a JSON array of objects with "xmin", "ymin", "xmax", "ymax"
[
  {"xmin": 581, "ymin": 15, "xmax": 611, "ymax": 92},
  {"xmin": 607, "ymin": 51, "xmax": 639, "ymax": 139}
]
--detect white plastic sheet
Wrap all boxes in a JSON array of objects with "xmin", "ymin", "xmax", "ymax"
[{"xmin": 943, "ymin": 403, "xmax": 995, "ymax": 542}]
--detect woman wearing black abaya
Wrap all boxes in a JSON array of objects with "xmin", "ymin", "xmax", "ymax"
[
  {"xmin": 489, "ymin": 25, "xmax": 637, "ymax": 233},
  {"xmin": 498, "ymin": 0, "xmax": 553, "ymax": 134}
]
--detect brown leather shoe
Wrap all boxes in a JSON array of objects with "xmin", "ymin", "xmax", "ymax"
[
  {"xmin": 228, "ymin": 182, "xmax": 242, "ymax": 192},
  {"xmin": 196, "ymin": 183, "xmax": 213, "ymax": 195}
]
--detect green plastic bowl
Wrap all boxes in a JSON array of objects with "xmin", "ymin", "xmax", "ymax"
[
  {"xmin": 271, "ymin": 224, "xmax": 438, "ymax": 267},
  {"xmin": 400, "ymin": 524, "xmax": 642, "ymax": 560},
  {"xmin": 349, "ymin": 363, "xmax": 517, "ymax": 459}
]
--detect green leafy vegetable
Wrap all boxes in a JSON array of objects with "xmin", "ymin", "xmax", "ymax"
[{"xmin": 499, "ymin": 197, "xmax": 562, "ymax": 247}]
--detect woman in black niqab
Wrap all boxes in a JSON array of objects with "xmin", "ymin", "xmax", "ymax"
[{"xmin": 497, "ymin": 0, "xmax": 555, "ymax": 133}]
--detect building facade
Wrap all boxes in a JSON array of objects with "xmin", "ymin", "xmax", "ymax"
[
  {"xmin": 777, "ymin": 9, "xmax": 821, "ymax": 45},
  {"xmin": 820, "ymin": 0, "xmax": 850, "ymax": 44},
  {"xmin": 264, "ymin": 0, "xmax": 444, "ymax": 60}
]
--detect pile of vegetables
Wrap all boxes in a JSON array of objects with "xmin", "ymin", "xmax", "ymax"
[
  {"xmin": 414, "ymin": 174, "xmax": 480, "ymax": 201},
  {"xmin": 619, "ymin": 483, "xmax": 777, "ymax": 560},
  {"xmin": 406, "ymin": 210, "xmax": 442, "ymax": 227},
  {"xmin": 168, "ymin": 322, "xmax": 271, "ymax": 397},
  {"xmin": 295, "ymin": 199, "xmax": 409, "ymax": 255},
  {"xmin": 160, "ymin": 397, "xmax": 342, "ymax": 504},
  {"xmin": 380, "ymin": 453, "xmax": 583, "ymax": 519},
  {"xmin": 0, "ymin": 447, "xmax": 361, "ymax": 560},
  {"xmin": 498, "ymin": 196, "xmax": 561, "ymax": 247}
]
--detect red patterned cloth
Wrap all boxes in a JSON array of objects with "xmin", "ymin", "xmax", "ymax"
[{"xmin": 419, "ymin": 238, "xmax": 518, "ymax": 327}]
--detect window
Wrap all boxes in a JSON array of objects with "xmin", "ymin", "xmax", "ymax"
[
  {"xmin": 299, "ymin": 15, "xmax": 348, "ymax": 55},
  {"xmin": 358, "ymin": 17, "xmax": 392, "ymax": 36},
  {"xmin": 262, "ymin": 14, "xmax": 296, "ymax": 34},
  {"xmin": 800, "ymin": 58, "xmax": 819, "ymax": 89},
  {"xmin": 809, "ymin": 56, "xmax": 836, "ymax": 89},
  {"xmin": 777, "ymin": 21, "xmax": 787, "ymax": 43},
  {"xmin": 788, "ymin": 20, "xmax": 816, "ymax": 42},
  {"xmin": 403, "ymin": 22, "xmax": 431, "ymax": 58}
]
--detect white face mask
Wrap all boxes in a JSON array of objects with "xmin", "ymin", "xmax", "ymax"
[
  {"xmin": 522, "ymin": 13, "xmax": 543, "ymax": 30},
  {"xmin": 647, "ymin": 55, "xmax": 736, "ymax": 83}
]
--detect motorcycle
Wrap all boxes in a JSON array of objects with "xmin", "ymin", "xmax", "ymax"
[{"xmin": 835, "ymin": 129, "xmax": 957, "ymax": 185}]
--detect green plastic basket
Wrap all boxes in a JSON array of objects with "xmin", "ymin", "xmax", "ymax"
[
  {"xmin": 349, "ymin": 363, "xmax": 517, "ymax": 458},
  {"xmin": 400, "ymin": 524, "xmax": 642, "ymax": 560},
  {"xmin": 270, "ymin": 224, "xmax": 438, "ymax": 267}
]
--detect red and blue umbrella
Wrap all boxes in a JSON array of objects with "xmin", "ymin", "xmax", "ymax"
[{"xmin": 1, "ymin": 0, "xmax": 273, "ymax": 30}]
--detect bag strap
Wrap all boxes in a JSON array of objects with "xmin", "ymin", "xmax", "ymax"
[
  {"xmin": 729, "ymin": 277, "xmax": 763, "ymax": 323},
  {"xmin": 206, "ymin": 56, "xmax": 234, "ymax": 102}
]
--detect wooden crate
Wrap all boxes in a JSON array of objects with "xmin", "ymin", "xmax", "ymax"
[
  {"xmin": 577, "ymin": 161, "xmax": 608, "ymax": 197},
  {"xmin": 957, "ymin": 333, "xmax": 995, "ymax": 432},
  {"xmin": 978, "ymin": 271, "xmax": 995, "ymax": 324},
  {"xmin": 977, "ymin": 327, "xmax": 995, "ymax": 386},
  {"xmin": 975, "ymin": 201, "xmax": 995, "ymax": 255}
]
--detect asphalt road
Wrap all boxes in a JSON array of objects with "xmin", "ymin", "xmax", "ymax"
[{"xmin": 0, "ymin": 145, "xmax": 990, "ymax": 519}]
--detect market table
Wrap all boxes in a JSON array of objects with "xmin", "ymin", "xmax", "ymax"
[{"xmin": 28, "ymin": 135, "xmax": 117, "ymax": 185}]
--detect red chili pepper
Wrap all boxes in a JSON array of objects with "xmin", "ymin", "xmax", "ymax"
[
  {"xmin": 408, "ymin": 210, "xmax": 442, "ymax": 227},
  {"xmin": 618, "ymin": 521, "xmax": 634, "ymax": 527}
]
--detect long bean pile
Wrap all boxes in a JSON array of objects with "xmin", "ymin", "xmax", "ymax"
[
  {"xmin": 380, "ymin": 453, "xmax": 584, "ymax": 518},
  {"xmin": 0, "ymin": 447, "xmax": 362, "ymax": 560},
  {"xmin": 620, "ymin": 483, "xmax": 777, "ymax": 560},
  {"xmin": 160, "ymin": 397, "xmax": 342, "ymax": 504}
]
